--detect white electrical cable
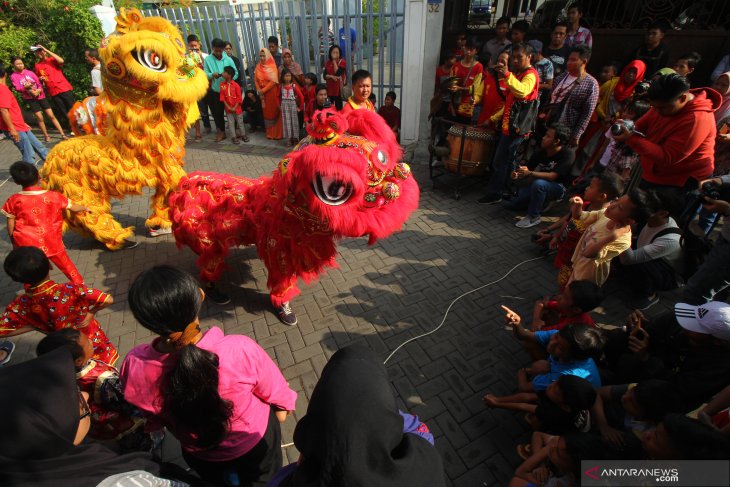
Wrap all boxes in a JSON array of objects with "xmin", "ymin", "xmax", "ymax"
[{"xmin": 383, "ymin": 255, "xmax": 546, "ymax": 365}]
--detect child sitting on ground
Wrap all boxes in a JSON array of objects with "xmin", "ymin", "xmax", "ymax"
[
  {"xmin": 616, "ymin": 188, "xmax": 684, "ymax": 310},
  {"xmin": 2, "ymin": 161, "xmax": 89, "ymax": 284},
  {"xmin": 243, "ymin": 90, "xmax": 264, "ymax": 133},
  {"xmin": 220, "ymin": 66, "xmax": 248, "ymax": 144},
  {"xmin": 509, "ymin": 433, "xmax": 606, "ymax": 487},
  {"xmin": 0, "ymin": 246, "xmax": 118, "ymax": 364},
  {"xmin": 378, "ymin": 91, "xmax": 401, "ymax": 142},
  {"xmin": 534, "ymin": 172, "xmax": 624, "ymax": 289},
  {"xmin": 530, "ymin": 280, "xmax": 603, "ymax": 332},
  {"xmin": 567, "ymin": 189, "xmax": 654, "ymax": 288},
  {"xmin": 592, "ymin": 379, "xmax": 680, "ymax": 454},
  {"xmin": 504, "ymin": 307, "xmax": 604, "ymax": 391},
  {"xmin": 484, "ymin": 375, "xmax": 596, "ymax": 435},
  {"xmin": 36, "ymin": 329, "xmax": 154, "ymax": 451}
]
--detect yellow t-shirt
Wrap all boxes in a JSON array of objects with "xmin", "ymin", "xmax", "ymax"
[{"xmin": 569, "ymin": 209, "xmax": 632, "ymax": 286}]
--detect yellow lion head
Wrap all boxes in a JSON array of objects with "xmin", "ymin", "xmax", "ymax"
[{"xmin": 98, "ymin": 8, "xmax": 208, "ymax": 110}]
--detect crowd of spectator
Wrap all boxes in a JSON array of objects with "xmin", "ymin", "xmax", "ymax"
[
  {"xmin": 0, "ymin": 27, "xmax": 402, "ymax": 165},
  {"xmin": 429, "ymin": 3, "xmax": 730, "ymax": 484},
  {"xmin": 186, "ymin": 29, "xmax": 400, "ymax": 146}
]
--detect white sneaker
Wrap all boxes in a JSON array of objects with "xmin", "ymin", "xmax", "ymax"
[
  {"xmin": 515, "ymin": 216, "xmax": 541, "ymax": 228},
  {"xmin": 149, "ymin": 227, "xmax": 173, "ymax": 237}
]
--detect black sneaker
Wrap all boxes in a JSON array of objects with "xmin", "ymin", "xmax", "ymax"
[
  {"xmin": 276, "ymin": 302, "xmax": 298, "ymax": 326},
  {"xmin": 121, "ymin": 240, "xmax": 140, "ymax": 250},
  {"xmin": 205, "ymin": 286, "xmax": 231, "ymax": 305},
  {"xmin": 477, "ymin": 194, "xmax": 502, "ymax": 205}
]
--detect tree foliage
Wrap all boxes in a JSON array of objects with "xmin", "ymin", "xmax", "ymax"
[{"xmin": 0, "ymin": 0, "xmax": 104, "ymax": 100}]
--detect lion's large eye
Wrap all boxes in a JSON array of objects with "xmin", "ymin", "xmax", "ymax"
[
  {"xmin": 312, "ymin": 174, "xmax": 353, "ymax": 206},
  {"xmin": 133, "ymin": 49, "xmax": 167, "ymax": 72}
]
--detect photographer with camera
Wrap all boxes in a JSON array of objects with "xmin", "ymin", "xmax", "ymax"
[
  {"xmin": 612, "ymin": 74, "xmax": 719, "ymax": 190},
  {"xmin": 602, "ymin": 302, "xmax": 730, "ymax": 413},
  {"xmin": 681, "ymin": 175, "xmax": 730, "ymax": 305}
]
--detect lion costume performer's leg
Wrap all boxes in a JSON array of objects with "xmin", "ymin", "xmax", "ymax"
[
  {"xmin": 42, "ymin": 142, "xmax": 134, "ymax": 250},
  {"xmin": 146, "ymin": 167, "xmax": 185, "ymax": 230},
  {"xmin": 64, "ymin": 196, "xmax": 134, "ymax": 251}
]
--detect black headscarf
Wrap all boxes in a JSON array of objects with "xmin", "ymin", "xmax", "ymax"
[
  {"xmin": 0, "ymin": 348, "xmax": 163, "ymax": 487},
  {"xmin": 286, "ymin": 344, "xmax": 447, "ymax": 487}
]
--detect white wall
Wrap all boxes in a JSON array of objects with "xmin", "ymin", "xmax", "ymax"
[
  {"xmin": 400, "ymin": 0, "xmax": 429, "ymax": 144},
  {"xmin": 416, "ymin": 1, "xmax": 444, "ymax": 142}
]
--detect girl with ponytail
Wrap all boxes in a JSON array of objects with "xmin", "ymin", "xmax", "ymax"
[{"xmin": 120, "ymin": 265, "xmax": 297, "ymax": 486}]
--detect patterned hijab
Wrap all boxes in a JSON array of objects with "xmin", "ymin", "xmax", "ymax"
[
  {"xmin": 256, "ymin": 47, "xmax": 278, "ymax": 84},
  {"xmin": 281, "ymin": 48, "xmax": 303, "ymax": 76}
]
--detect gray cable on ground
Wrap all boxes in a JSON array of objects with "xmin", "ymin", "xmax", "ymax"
[{"xmin": 383, "ymin": 255, "xmax": 546, "ymax": 365}]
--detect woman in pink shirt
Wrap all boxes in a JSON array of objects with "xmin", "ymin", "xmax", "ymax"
[
  {"xmin": 120, "ymin": 265, "xmax": 297, "ymax": 486},
  {"xmin": 9, "ymin": 56, "xmax": 67, "ymax": 141}
]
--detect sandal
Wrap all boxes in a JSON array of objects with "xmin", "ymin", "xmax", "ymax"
[
  {"xmin": 194, "ymin": 136, "xmax": 202, "ymax": 143},
  {"xmin": 516, "ymin": 443, "xmax": 532, "ymax": 460},
  {"xmin": 44, "ymin": 136, "xmax": 52, "ymax": 142},
  {"xmin": 0, "ymin": 340, "xmax": 15, "ymax": 366},
  {"xmin": 242, "ymin": 135, "xmax": 249, "ymax": 142}
]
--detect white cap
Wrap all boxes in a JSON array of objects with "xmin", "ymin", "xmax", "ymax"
[
  {"xmin": 674, "ymin": 302, "xmax": 730, "ymax": 341},
  {"xmin": 29, "ymin": 46, "xmax": 41, "ymax": 51}
]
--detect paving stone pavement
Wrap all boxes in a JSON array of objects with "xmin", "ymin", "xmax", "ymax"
[{"xmin": 0, "ymin": 130, "xmax": 680, "ymax": 486}]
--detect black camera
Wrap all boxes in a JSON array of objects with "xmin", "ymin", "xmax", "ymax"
[
  {"xmin": 633, "ymin": 81, "xmax": 651, "ymax": 98},
  {"xmin": 701, "ymin": 181, "xmax": 723, "ymax": 200}
]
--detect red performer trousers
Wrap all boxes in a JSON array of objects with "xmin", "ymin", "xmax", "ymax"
[{"xmin": 49, "ymin": 251, "xmax": 83, "ymax": 284}]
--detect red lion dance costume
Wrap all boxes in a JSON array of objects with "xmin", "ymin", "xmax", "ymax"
[{"xmin": 169, "ymin": 108, "xmax": 419, "ymax": 325}]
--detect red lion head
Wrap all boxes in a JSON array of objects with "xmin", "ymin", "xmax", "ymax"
[{"xmin": 271, "ymin": 108, "xmax": 419, "ymax": 245}]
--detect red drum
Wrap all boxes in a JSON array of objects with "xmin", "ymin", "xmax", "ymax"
[{"xmin": 444, "ymin": 125, "xmax": 496, "ymax": 176}]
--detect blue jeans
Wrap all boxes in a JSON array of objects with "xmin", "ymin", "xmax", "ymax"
[
  {"xmin": 682, "ymin": 234, "xmax": 730, "ymax": 304},
  {"xmin": 485, "ymin": 134, "xmax": 524, "ymax": 197},
  {"xmin": 504, "ymin": 179, "xmax": 565, "ymax": 218},
  {"xmin": 3, "ymin": 130, "xmax": 48, "ymax": 164}
]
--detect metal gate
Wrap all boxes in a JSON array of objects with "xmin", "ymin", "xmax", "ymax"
[{"xmin": 143, "ymin": 0, "xmax": 405, "ymax": 105}]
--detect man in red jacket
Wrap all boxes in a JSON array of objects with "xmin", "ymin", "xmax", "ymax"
[{"xmin": 614, "ymin": 74, "xmax": 718, "ymax": 189}]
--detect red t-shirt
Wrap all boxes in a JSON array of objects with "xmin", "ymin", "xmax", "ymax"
[
  {"xmin": 219, "ymin": 80, "xmax": 242, "ymax": 114},
  {"xmin": 34, "ymin": 57, "xmax": 73, "ymax": 96},
  {"xmin": 1, "ymin": 187, "xmax": 69, "ymax": 256},
  {"xmin": 378, "ymin": 105, "xmax": 401, "ymax": 129},
  {"xmin": 0, "ymin": 84, "xmax": 30, "ymax": 132}
]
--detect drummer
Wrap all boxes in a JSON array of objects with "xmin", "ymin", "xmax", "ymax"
[
  {"xmin": 448, "ymin": 38, "xmax": 484, "ymax": 125},
  {"xmin": 477, "ymin": 51, "xmax": 510, "ymax": 128}
]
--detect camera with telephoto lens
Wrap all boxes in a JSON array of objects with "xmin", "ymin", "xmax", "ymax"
[{"xmin": 610, "ymin": 119, "xmax": 636, "ymax": 136}]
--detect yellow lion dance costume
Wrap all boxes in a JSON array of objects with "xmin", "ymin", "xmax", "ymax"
[{"xmin": 41, "ymin": 9, "xmax": 208, "ymax": 249}]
